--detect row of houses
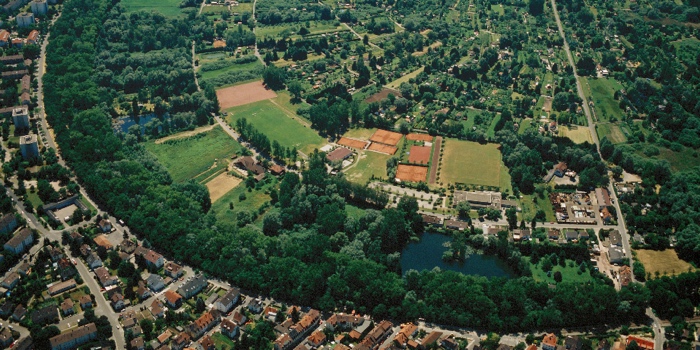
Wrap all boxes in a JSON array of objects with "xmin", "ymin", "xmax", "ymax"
[
  {"xmin": 274, "ymin": 308, "xmax": 322, "ymax": 350},
  {"xmin": 0, "ymin": 29, "xmax": 39, "ymax": 47}
]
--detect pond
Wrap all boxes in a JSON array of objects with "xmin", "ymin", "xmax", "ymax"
[
  {"xmin": 114, "ymin": 113, "xmax": 169, "ymax": 134},
  {"xmin": 401, "ymin": 232, "xmax": 516, "ymax": 278}
]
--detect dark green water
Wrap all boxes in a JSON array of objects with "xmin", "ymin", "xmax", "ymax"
[{"xmin": 400, "ymin": 232, "xmax": 516, "ymax": 277}]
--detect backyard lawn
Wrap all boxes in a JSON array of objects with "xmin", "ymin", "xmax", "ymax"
[
  {"xmin": 121, "ymin": 0, "xmax": 183, "ymax": 17},
  {"xmin": 438, "ymin": 139, "xmax": 510, "ymax": 191},
  {"xmin": 145, "ymin": 126, "xmax": 242, "ymax": 183},
  {"xmin": 344, "ymin": 151, "xmax": 390, "ymax": 184},
  {"xmin": 226, "ymin": 100, "xmax": 326, "ymax": 155}
]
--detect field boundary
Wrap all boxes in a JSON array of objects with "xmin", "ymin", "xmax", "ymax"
[{"xmin": 428, "ymin": 136, "xmax": 442, "ymax": 184}]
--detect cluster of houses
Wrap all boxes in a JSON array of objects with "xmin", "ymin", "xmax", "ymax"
[
  {"xmin": 0, "ymin": 29, "xmax": 39, "ymax": 49},
  {"xmin": 549, "ymin": 192, "xmax": 598, "ymax": 225}
]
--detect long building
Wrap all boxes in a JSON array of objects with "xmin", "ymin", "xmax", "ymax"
[
  {"xmin": 453, "ymin": 190, "xmax": 517, "ymax": 210},
  {"xmin": 49, "ymin": 323, "xmax": 97, "ymax": 350}
]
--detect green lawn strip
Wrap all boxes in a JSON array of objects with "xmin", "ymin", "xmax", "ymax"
[
  {"xmin": 145, "ymin": 126, "xmax": 242, "ymax": 183},
  {"xmin": 193, "ymin": 163, "xmax": 229, "ymax": 184},
  {"xmin": 225, "ymin": 100, "xmax": 326, "ymax": 155},
  {"xmin": 346, "ymin": 204, "xmax": 366, "ymax": 220},
  {"xmin": 344, "ymin": 151, "xmax": 390, "ymax": 184},
  {"xmin": 587, "ymin": 78, "xmax": 625, "ymax": 122},
  {"xmin": 26, "ymin": 192, "xmax": 43, "ymax": 209}
]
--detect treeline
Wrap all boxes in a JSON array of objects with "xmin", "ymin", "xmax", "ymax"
[
  {"xmin": 234, "ymin": 117, "xmax": 297, "ymax": 163},
  {"xmin": 647, "ymin": 272, "xmax": 700, "ymax": 320},
  {"xmin": 255, "ymin": 0, "xmax": 332, "ymax": 25}
]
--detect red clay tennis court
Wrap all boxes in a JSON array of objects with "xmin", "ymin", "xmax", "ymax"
[
  {"xmin": 370, "ymin": 129, "xmax": 403, "ymax": 146},
  {"xmin": 368, "ymin": 142, "xmax": 397, "ymax": 155},
  {"xmin": 406, "ymin": 133, "xmax": 434, "ymax": 142},
  {"xmin": 396, "ymin": 164, "xmax": 428, "ymax": 183},
  {"xmin": 338, "ymin": 137, "xmax": 369, "ymax": 149},
  {"xmin": 408, "ymin": 145, "xmax": 432, "ymax": 165}
]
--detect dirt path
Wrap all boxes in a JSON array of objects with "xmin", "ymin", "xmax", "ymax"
[
  {"xmin": 155, "ymin": 124, "xmax": 216, "ymax": 144},
  {"xmin": 428, "ymin": 136, "xmax": 442, "ymax": 184}
]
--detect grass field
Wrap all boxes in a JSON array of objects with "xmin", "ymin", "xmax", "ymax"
[
  {"xmin": 199, "ymin": 59, "xmax": 264, "ymax": 81},
  {"xmin": 596, "ymin": 123, "xmax": 627, "ymax": 144},
  {"xmin": 520, "ymin": 194, "xmax": 557, "ymax": 222},
  {"xmin": 559, "ymin": 125, "xmax": 593, "ymax": 144},
  {"xmin": 121, "ymin": 0, "xmax": 183, "ymax": 17},
  {"xmin": 529, "ymin": 257, "xmax": 595, "ymax": 284},
  {"xmin": 256, "ymin": 21, "xmax": 345, "ymax": 39},
  {"xmin": 439, "ymin": 139, "xmax": 509, "ymax": 190},
  {"xmin": 636, "ymin": 145, "xmax": 699, "ymax": 172},
  {"xmin": 344, "ymin": 151, "xmax": 390, "ymax": 184},
  {"xmin": 343, "ymin": 128, "xmax": 378, "ymax": 141},
  {"xmin": 386, "ymin": 67, "xmax": 424, "ymax": 88},
  {"xmin": 211, "ymin": 178, "xmax": 276, "ymax": 226},
  {"xmin": 226, "ymin": 100, "xmax": 326, "ymax": 155},
  {"xmin": 584, "ymin": 78, "xmax": 625, "ymax": 122},
  {"xmin": 635, "ymin": 249, "xmax": 695, "ymax": 278},
  {"xmin": 145, "ymin": 126, "xmax": 242, "ymax": 183}
]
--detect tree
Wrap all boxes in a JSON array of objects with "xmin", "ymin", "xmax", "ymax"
[
  {"xmin": 529, "ymin": 0, "xmax": 545, "ymax": 15},
  {"xmin": 140, "ymin": 319, "xmax": 154, "ymax": 340},
  {"xmin": 195, "ymin": 297, "xmax": 205, "ymax": 313},
  {"xmin": 288, "ymin": 81, "xmax": 303, "ymax": 103},
  {"xmin": 457, "ymin": 201, "xmax": 471, "ymax": 220},
  {"xmin": 553, "ymin": 271, "xmax": 563, "ymax": 283},
  {"xmin": 262, "ymin": 65, "xmax": 286, "ymax": 90},
  {"xmin": 506, "ymin": 207, "xmax": 517, "ymax": 230}
]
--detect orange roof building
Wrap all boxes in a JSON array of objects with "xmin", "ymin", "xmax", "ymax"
[
  {"xmin": 543, "ymin": 333, "xmax": 558, "ymax": 350},
  {"xmin": 626, "ymin": 336, "xmax": 654, "ymax": 350}
]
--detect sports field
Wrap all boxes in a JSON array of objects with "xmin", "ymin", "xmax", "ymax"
[
  {"xmin": 344, "ymin": 151, "xmax": 390, "ymax": 184},
  {"xmin": 370, "ymin": 129, "xmax": 403, "ymax": 146},
  {"xmin": 217, "ymin": 81, "xmax": 278, "ymax": 109},
  {"xmin": 408, "ymin": 145, "xmax": 431, "ymax": 165},
  {"xmin": 368, "ymin": 142, "xmax": 397, "ymax": 155},
  {"xmin": 635, "ymin": 249, "xmax": 695, "ymax": 278},
  {"xmin": 145, "ymin": 126, "xmax": 242, "ymax": 183},
  {"xmin": 338, "ymin": 137, "xmax": 369, "ymax": 149},
  {"xmin": 396, "ymin": 164, "xmax": 428, "ymax": 183},
  {"xmin": 439, "ymin": 139, "xmax": 509, "ymax": 189},
  {"xmin": 226, "ymin": 100, "xmax": 326, "ymax": 155},
  {"xmin": 121, "ymin": 0, "xmax": 183, "ymax": 17},
  {"xmin": 406, "ymin": 133, "xmax": 434, "ymax": 142}
]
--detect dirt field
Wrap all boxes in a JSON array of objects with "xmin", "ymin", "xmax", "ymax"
[
  {"xmin": 559, "ymin": 125, "xmax": 593, "ymax": 144},
  {"xmin": 406, "ymin": 133, "xmax": 434, "ymax": 142},
  {"xmin": 364, "ymin": 88, "xmax": 402, "ymax": 103},
  {"xmin": 368, "ymin": 142, "xmax": 398, "ymax": 155},
  {"xmin": 155, "ymin": 125, "xmax": 216, "ymax": 144},
  {"xmin": 206, "ymin": 173, "xmax": 243, "ymax": 202},
  {"xmin": 216, "ymin": 80, "xmax": 278, "ymax": 109},
  {"xmin": 408, "ymin": 145, "xmax": 432, "ymax": 165},
  {"xmin": 543, "ymin": 96, "xmax": 553, "ymax": 112},
  {"xmin": 370, "ymin": 129, "xmax": 403, "ymax": 146},
  {"xmin": 396, "ymin": 164, "xmax": 428, "ymax": 183},
  {"xmin": 635, "ymin": 249, "xmax": 696, "ymax": 278},
  {"xmin": 338, "ymin": 137, "xmax": 369, "ymax": 149}
]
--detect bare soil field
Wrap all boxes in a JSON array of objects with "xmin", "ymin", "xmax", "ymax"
[
  {"xmin": 408, "ymin": 145, "xmax": 431, "ymax": 165},
  {"xmin": 368, "ymin": 142, "xmax": 398, "ymax": 155},
  {"xmin": 635, "ymin": 249, "xmax": 695, "ymax": 278},
  {"xmin": 406, "ymin": 133, "xmax": 434, "ymax": 142},
  {"xmin": 216, "ymin": 80, "xmax": 278, "ymax": 109},
  {"xmin": 364, "ymin": 88, "xmax": 402, "ymax": 103},
  {"xmin": 370, "ymin": 129, "xmax": 403, "ymax": 146},
  {"xmin": 396, "ymin": 164, "xmax": 428, "ymax": 183},
  {"xmin": 338, "ymin": 137, "xmax": 369, "ymax": 149},
  {"xmin": 206, "ymin": 173, "xmax": 243, "ymax": 202}
]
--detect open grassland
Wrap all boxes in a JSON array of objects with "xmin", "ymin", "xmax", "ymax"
[
  {"xmin": 584, "ymin": 78, "xmax": 625, "ymax": 122},
  {"xmin": 200, "ymin": 59, "xmax": 264, "ymax": 81},
  {"xmin": 226, "ymin": 100, "xmax": 326, "ymax": 155},
  {"xmin": 121, "ymin": 0, "xmax": 183, "ymax": 17},
  {"xmin": 344, "ymin": 151, "xmax": 390, "ymax": 184},
  {"xmin": 559, "ymin": 125, "xmax": 593, "ymax": 144},
  {"xmin": 439, "ymin": 139, "xmax": 507, "ymax": 189},
  {"xmin": 145, "ymin": 126, "xmax": 242, "ymax": 183},
  {"xmin": 211, "ymin": 178, "xmax": 276, "ymax": 226},
  {"xmin": 636, "ymin": 145, "xmax": 699, "ymax": 172},
  {"xmin": 529, "ymin": 258, "xmax": 595, "ymax": 284},
  {"xmin": 596, "ymin": 123, "xmax": 627, "ymax": 144},
  {"xmin": 386, "ymin": 67, "xmax": 424, "ymax": 89},
  {"xmin": 635, "ymin": 249, "xmax": 695, "ymax": 278}
]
